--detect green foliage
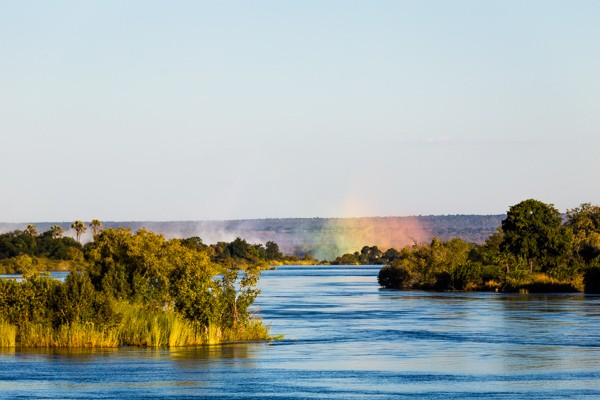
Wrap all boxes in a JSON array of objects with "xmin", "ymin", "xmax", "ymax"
[
  {"xmin": 378, "ymin": 263, "xmax": 413, "ymax": 289},
  {"xmin": 50, "ymin": 225, "xmax": 63, "ymax": 239},
  {"xmin": 71, "ymin": 220, "xmax": 87, "ymax": 242},
  {"xmin": 501, "ymin": 199, "xmax": 563, "ymax": 272},
  {"xmin": 377, "ymin": 199, "xmax": 600, "ymax": 293},
  {"xmin": 89, "ymin": 219, "xmax": 103, "ymax": 236},
  {"xmin": 0, "ymin": 228, "xmax": 273, "ymax": 348},
  {"xmin": 0, "ymin": 228, "xmax": 83, "ymax": 272},
  {"xmin": 265, "ymin": 241, "xmax": 283, "ymax": 260},
  {"xmin": 332, "ymin": 252, "xmax": 360, "ymax": 265},
  {"xmin": 566, "ymin": 203, "xmax": 600, "ymax": 265}
]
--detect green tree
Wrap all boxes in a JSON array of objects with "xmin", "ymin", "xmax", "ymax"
[
  {"xmin": 24, "ymin": 224, "xmax": 38, "ymax": 237},
  {"xmin": 264, "ymin": 241, "xmax": 283, "ymax": 260},
  {"xmin": 180, "ymin": 236, "xmax": 207, "ymax": 252},
  {"xmin": 89, "ymin": 219, "xmax": 103, "ymax": 236},
  {"xmin": 71, "ymin": 220, "xmax": 87, "ymax": 242},
  {"xmin": 566, "ymin": 203, "xmax": 600, "ymax": 265},
  {"xmin": 500, "ymin": 199, "xmax": 563, "ymax": 273},
  {"xmin": 86, "ymin": 228, "xmax": 218, "ymax": 306},
  {"xmin": 378, "ymin": 262, "xmax": 413, "ymax": 289},
  {"xmin": 382, "ymin": 248, "xmax": 400, "ymax": 264},
  {"xmin": 169, "ymin": 250, "xmax": 216, "ymax": 327},
  {"xmin": 50, "ymin": 225, "xmax": 63, "ymax": 239}
]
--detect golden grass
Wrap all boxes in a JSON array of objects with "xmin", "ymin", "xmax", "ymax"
[
  {"xmin": 17, "ymin": 323, "xmax": 54, "ymax": 347},
  {"xmin": 0, "ymin": 320, "xmax": 16, "ymax": 347},
  {"xmin": 1, "ymin": 301, "xmax": 272, "ymax": 348},
  {"xmin": 54, "ymin": 323, "xmax": 119, "ymax": 348},
  {"xmin": 115, "ymin": 302, "xmax": 204, "ymax": 347}
]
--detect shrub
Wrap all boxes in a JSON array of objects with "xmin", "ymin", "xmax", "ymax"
[{"xmin": 378, "ymin": 264, "xmax": 413, "ymax": 289}]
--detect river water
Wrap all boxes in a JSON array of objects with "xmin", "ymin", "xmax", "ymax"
[{"xmin": 1, "ymin": 265, "xmax": 599, "ymax": 399}]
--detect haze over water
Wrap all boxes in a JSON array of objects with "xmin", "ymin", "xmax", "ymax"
[{"xmin": 2, "ymin": 266, "xmax": 599, "ymax": 399}]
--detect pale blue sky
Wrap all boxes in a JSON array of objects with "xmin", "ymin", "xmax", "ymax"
[{"xmin": 1, "ymin": 1, "xmax": 599, "ymax": 222}]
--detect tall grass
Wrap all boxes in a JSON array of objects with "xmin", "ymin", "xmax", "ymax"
[
  {"xmin": 503, "ymin": 272, "xmax": 580, "ymax": 293},
  {"xmin": 11, "ymin": 322, "xmax": 119, "ymax": 348},
  {"xmin": 0, "ymin": 301, "xmax": 272, "ymax": 348},
  {"xmin": 221, "ymin": 319, "xmax": 271, "ymax": 343},
  {"xmin": 17, "ymin": 323, "xmax": 55, "ymax": 347},
  {"xmin": 54, "ymin": 323, "xmax": 119, "ymax": 348},
  {"xmin": 115, "ymin": 301, "xmax": 203, "ymax": 347},
  {"xmin": 0, "ymin": 320, "xmax": 16, "ymax": 347}
]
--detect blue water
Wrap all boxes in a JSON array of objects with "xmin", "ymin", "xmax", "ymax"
[
  {"xmin": 1, "ymin": 265, "xmax": 600, "ymax": 399},
  {"xmin": 0, "ymin": 271, "xmax": 69, "ymax": 282}
]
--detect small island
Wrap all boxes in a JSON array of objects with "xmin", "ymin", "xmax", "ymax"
[{"xmin": 0, "ymin": 225, "xmax": 296, "ymax": 348}]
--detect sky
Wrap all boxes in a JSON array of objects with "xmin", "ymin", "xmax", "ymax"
[{"xmin": 1, "ymin": 0, "xmax": 599, "ymax": 222}]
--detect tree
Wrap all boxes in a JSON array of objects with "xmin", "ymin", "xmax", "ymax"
[
  {"xmin": 265, "ymin": 241, "xmax": 283, "ymax": 260},
  {"xmin": 566, "ymin": 203, "xmax": 600, "ymax": 265},
  {"xmin": 24, "ymin": 224, "xmax": 38, "ymax": 237},
  {"xmin": 50, "ymin": 225, "xmax": 63, "ymax": 239},
  {"xmin": 71, "ymin": 220, "xmax": 87, "ymax": 242},
  {"xmin": 378, "ymin": 262, "xmax": 413, "ymax": 289},
  {"xmin": 500, "ymin": 199, "xmax": 563, "ymax": 273},
  {"xmin": 89, "ymin": 219, "xmax": 103, "ymax": 236},
  {"xmin": 180, "ymin": 236, "xmax": 207, "ymax": 252}
]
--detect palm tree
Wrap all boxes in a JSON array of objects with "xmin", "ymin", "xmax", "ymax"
[
  {"xmin": 89, "ymin": 219, "xmax": 103, "ymax": 236},
  {"xmin": 50, "ymin": 225, "xmax": 63, "ymax": 239},
  {"xmin": 71, "ymin": 220, "xmax": 87, "ymax": 242},
  {"xmin": 24, "ymin": 224, "xmax": 38, "ymax": 236}
]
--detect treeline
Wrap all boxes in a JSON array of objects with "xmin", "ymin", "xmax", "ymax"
[
  {"xmin": 180, "ymin": 237, "xmax": 311, "ymax": 266},
  {"xmin": 375, "ymin": 200, "xmax": 600, "ymax": 293},
  {"xmin": 0, "ymin": 220, "xmax": 303, "ymax": 275},
  {"xmin": 0, "ymin": 227, "xmax": 278, "ymax": 348},
  {"xmin": 0, "ymin": 224, "xmax": 84, "ymax": 274},
  {"xmin": 330, "ymin": 245, "xmax": 401, "ymax": 265}
]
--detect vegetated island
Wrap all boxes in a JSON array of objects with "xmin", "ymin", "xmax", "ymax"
[
  {"xmin": 0, "ymin": 223, "xmax": 300, "ymax": 348},
  {"xmin": 373, "ymin": 200, "xmax": 600, "ymax": 294}
]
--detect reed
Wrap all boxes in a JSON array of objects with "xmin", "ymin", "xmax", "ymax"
[
  {"xmin": 221, "ymin": 319, "xmax": 271, "ymax": 343},
  {"xmin": 54, "ymin": 323, "xmax": 119, "ymax": 348},
  {"xmin": 115, "ymin": 301, "xmax": 204, "ymax": 347},
  {"xmin": 1, "ymin": 300, "xmax": 272, "ymax": 348},
  {"xmin": 17, "ymin": 323, "xmax": 54, "ymax": 348},
  {"xmin": 165, "ymin": 313, "xmax": 197, "ymax": 347},
  {"xmin": 0, "ymin": 320, "xmax": 16, "ymax": 347}
]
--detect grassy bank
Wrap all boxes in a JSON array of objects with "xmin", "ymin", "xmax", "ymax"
[
  {"xmin": 0, "ymin": 301, "xmax": 272, "ymax": 349},
  {"xmin": 0, "ymin": 228, "xmax": 278, "ymax": 349}
]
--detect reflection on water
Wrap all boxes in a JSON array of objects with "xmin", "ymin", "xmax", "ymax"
[{"xmin": 1, "ymin": 265, "xmax": 600, "ymax": 399}]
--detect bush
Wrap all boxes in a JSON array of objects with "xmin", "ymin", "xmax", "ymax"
[{"xmin": 378, "ymin": 264, "xmax": 413, "ymax": 289}]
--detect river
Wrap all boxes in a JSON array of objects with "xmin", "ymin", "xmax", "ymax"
[{"xmin": 1, "ymin": 265, "xmax": 599, "ymax": 399}]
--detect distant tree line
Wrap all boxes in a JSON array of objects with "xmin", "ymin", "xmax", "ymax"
[
  {"xmin": 0, "ymin": 219, "xmax": 299, "ymax": 275},
  {"xmin": 0, "ymin": 224, "xmax": 85, "ymax": 274},
  {"xmin": 376, "ymin": 199, "xmax": 600, "ymax": 293}
]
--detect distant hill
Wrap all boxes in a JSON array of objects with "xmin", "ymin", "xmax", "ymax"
[{"xmin": 0, "ymin": 215, "xmax": 504, "ymax": 260}]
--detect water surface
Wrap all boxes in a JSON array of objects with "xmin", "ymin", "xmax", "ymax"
[
  {"xmin": 0, "ymin": 271, "xmax": 69, "ymax": 282},
  {"xmin": 1, "ymin": 265, "xmax": 599, "ymax": 399}
]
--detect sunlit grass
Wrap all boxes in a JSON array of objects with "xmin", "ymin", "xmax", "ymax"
[
  {"xmin": 54, "ymin": 322, "xmax": 119, "ymax": 348},
  {"xmin": 0, "ymin": 320, "xmax": 16, "ymax": 347},
  {"xmin": 503, "ymin": 272, "xmax": 580, "ymax": 293},
  {"xmin": 16, "ymin": 323, "xmax": 54, "ymax": 347},
  {"xmin": 1, "ymin": 301, "xmax": 272, "ymax": 348}
]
